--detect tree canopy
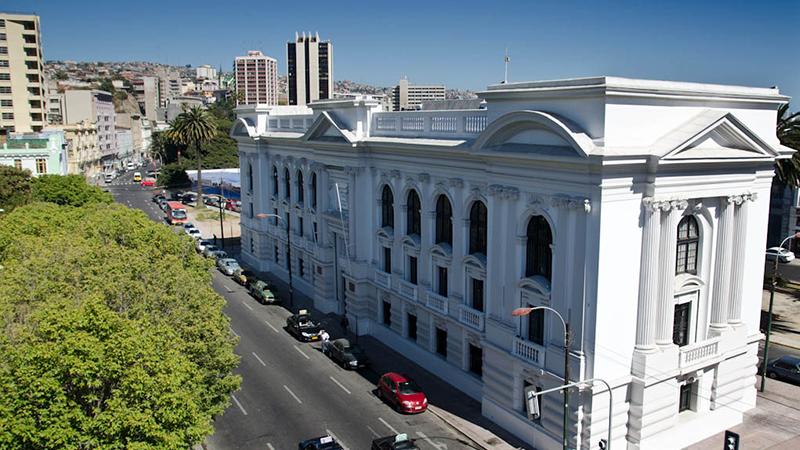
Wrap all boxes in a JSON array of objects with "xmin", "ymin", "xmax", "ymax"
[
  {"xmin": 31, "ymin": 174, "xmax": 113, "ymax": 206},
  {"xmin": 775, "ymin": 104, "xmax": 800, "ymax": 186},
  {"xmin": 0, "ymin": 166, "xmax": 33, "ymax": 213},
  {"xmin": 0, "ymin": 200, "xmax": 239, "ymax": 448}
]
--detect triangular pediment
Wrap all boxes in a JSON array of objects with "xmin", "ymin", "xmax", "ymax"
[
  {"xmin": 659, "ymin": 111, "xmax": 779, "ymax": 161},
  {"xmin": 302, "ymin": 112, "xmax": 354, "ymax": 143}
]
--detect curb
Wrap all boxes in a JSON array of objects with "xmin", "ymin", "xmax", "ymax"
[
  {"xmin": 767, "ymin": 337, "xmax": 800, "ymax": 352},
  {"xmin": 427, "ymin": 405, "xmax": 521, "ymax": 450}
]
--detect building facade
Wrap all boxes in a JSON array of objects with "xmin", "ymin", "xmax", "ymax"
[
  {"xmin": 232, "ymin": 77, "xmax": 791, "ymax": 450},
  {"xmin": 0, "ymin": 12, "xmax": 47, "ymax": 137},
  {"xmin": 1, "ymin": 129, "xmax": 66, "ymax": 175},
  {"xmin": 287, "ymin": 32, "xmax": 333, "ymax": 105},
  {"xmin": 132, "ymin": 76, "xmax": 159, "ymax": 122},
  {"xmin": 63, "ymin": 89, "xmax": 116, "ymax": 170},
  {"xmin": 196, "ymin": 64, "xmax": 217, "ymax": 80},
  {"xmin": 391, "ymin": 78, "xmax": 446, "ymax": 111},
  {"xmin": 47, "ymin": 120, "xmax": 101, "ymax": 177},
  {"xmin": 234, "ymin": 50, "xmax": 278, "ymax": 106}
]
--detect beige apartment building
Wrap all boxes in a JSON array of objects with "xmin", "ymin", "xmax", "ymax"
[
  {"xmin": 287, "ymin": 32, "xmax": 333, "ymax": 105},
  {"xmin": 0, "ymin": 12, "xmax": 47, "ymax": 138},
  {"xmin": 390, "ymin": 78, "xmax": 445, "ymax": 111},
  {"xmin": 234, "ymin": 50, "xmax": 278, "ymax": 106},
  {"xmin": 48, "ymin": 120, "xmax": 101, "ymax": 177}
]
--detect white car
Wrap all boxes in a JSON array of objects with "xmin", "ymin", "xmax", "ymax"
[
  {"xmin": 766, "ymin": 247, "xmax": 795, "ymax": 263},
  {"xmin": 196, "ymin": 239, "xmax": 213, "ymax": 253},
  {"xmin": 208, "ymin": 249, "xmax": 228, "ymax": 260},
  {"xmin": 186, "ymin": 229, "xmax": 203, "ymax": 240},
  {"xmin": 217, "ymin": 258, "xmax": 241, "ymax": 276}
]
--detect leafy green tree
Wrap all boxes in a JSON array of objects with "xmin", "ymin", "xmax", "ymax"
[
  {"xmin": 775, "ymin": 104, "xmax": 800, "ymax": 186},
  {"xmin": 158, "ymin": 163, "xmax": 192, "ymax": 188},
  {"xmin": 31, "ymin": 174, "xmax": 113, "ymax": 206},
  {"xmin": 0, "ymin": 166, "xmax": 32, "ymax": 213},
  {"xmin": 0, "ymin": 202, "xmax": 240, "ymax": 449},
  {"xmin": 165, "ymin": 107, "xmax": 217, "ymax": 207}
]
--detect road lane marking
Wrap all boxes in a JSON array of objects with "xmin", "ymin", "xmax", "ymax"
[
  {"xmin": 283, "ymin": 385, "xmax": 303, "ymax": 404},
  {"xmin": 329, "ymin": 376, "xmax": 351, "ymax": 394},
  {"xmin": 242, "ymin": 302, "xmax": 253, "ymax": 311},
  {"xmin": 416, "ymin": 432, "xmax": 442, "ymax": 449},
  {"xmin": 325, "ymin": 429, "xmax": 349, "ymax": 450},
  {"xmin": 294, "ymin": 345, "xmax": 310, "ymax": 360},
  {"xmin": 231, "ymin": 394, "xmax": 248, "ymax": 415},
  {"xmin": 267, "ymin": 444, "xmax": 275, "ymax": 450},
  {"xmin": 224, "ymin": 284, "xmax": 234, "ymax": 293},
  {"xmin": 378, "ymin": 417, "xmax": 399, "ymax": 435},
  {"xmin": 229, "ymin": 326, "xmax": 239, "ymax": 338},
  {"xmin": 265, "ymin": 321, "xmax": 279, "ymax": 333},
  {"xmin": 366, "ymin": 425, "xmax": 380, "ymax": 437},
  {"xmin": 251, "ymin": 352, "xmax": 266, "ymax": 366}
]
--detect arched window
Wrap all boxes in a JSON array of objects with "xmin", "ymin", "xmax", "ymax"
[
  {"xmin": 435, "ymin": 195, "xmax": 452, "ymax": 245},
  {"xmin": 381, "ymin": 185, "xmax": 394, "ymax": 228},
  {"xmin": 468, "ymin": 201, "xmax": 487, "ymax": 255},
  {"xmin": 311, "ymin": 173, "xmax": 318, "ymax": 209},
  {"xmin": 676, "ymin": 216, "xmax": 699, "ymax": 275},
  {"xmin": 283, "ymin": 168, "xmax": 290, "ymax": 200},
  {"xmin": 272, "ymin": 166, "xmax": 278, "ymax": 196},
  {"xmin": 297, "ymin": 170, "xmax": 304, "ymax": 203},
  {"xmin": 525, "ymin": 215, "xmax": 552, "ymax": 280},
  {"xmin": 407, "ymin": 190, "xmax": 421, "ymax": 236}
]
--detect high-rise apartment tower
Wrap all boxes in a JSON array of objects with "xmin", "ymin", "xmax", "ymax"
[
  {"xmin": 287, "ymin": 32, "xmax": 333, "ymax": 105},
  {"xmin": 234, "ymin": 50, "xmax": 278, "ymax": 106},
  {"xmin": 0, "ymin": 12, "xmax": 47, "ymax": 137}
]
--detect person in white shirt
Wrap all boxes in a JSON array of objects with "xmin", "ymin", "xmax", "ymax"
[{"xmin": 319, "ymin": 329, "xmax": 331, "ymax": 352}]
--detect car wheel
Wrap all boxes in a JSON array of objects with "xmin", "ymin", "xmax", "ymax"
[{"xmin": 767, "ymin": 371, "xmax": 777, "ymax": 379}]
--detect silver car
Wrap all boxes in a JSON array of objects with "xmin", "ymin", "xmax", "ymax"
[
  {"xmin": 196, "ymin": 239, "xmax": 212, "ymax": 253},
  {"xmin": 202, "ymin": 244, "xmax": 219, "ymax": 257},
  {"xmin": 208, "ymin": 249, "xmax": 228, "ymax": 260},
  {"xmin": 217, "ymin": 258, "xmax": 241, "ymax": 276}
]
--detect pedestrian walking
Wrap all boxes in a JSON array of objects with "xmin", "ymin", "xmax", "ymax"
[
  {"xmin": 213, "ymin": 233, "xmax": 217, "ymax": 244},
  {"xmin": 319, "ymin": 329, "xmax": 330, "ymax": 353}
]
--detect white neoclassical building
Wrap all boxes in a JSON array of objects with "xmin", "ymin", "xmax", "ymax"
[{"xmin": 231, "ymin": 77, "xmax": 792, "ymax": 450}]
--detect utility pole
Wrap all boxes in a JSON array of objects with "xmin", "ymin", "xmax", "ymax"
[{"xmin": 503, "ymin": 48, "xmax": 511, "ymax": 84}]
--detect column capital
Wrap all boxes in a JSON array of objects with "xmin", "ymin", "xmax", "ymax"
[{"xmin": 644, "ymin": 197, "xmax": 689, "ymax": 212}]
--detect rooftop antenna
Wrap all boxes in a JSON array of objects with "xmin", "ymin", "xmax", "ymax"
[{"xmin": 503, "ymin": 48, "xmax": 511, "ymax": 84}]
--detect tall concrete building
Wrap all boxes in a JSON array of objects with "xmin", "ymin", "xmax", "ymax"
[
  {"xmin": 234, "ymin": 50, "xmax": 278, "ymax": 106},
  {"xmin": 132, "ymin": 76, "xmax": 159, "ymax": 122},
  {"xmin": 196, "ymin": 64, "xmax": 217, "ymax": 80},
  {"xmin": 391, "ymin": 78, "xmax": 446, "ymax": 111},
  {"xmin": 0, "ymin": 12, "xmax": 47, "ymax": 137},
  {"xmin": 287, "ymin": 32, "xmax": 333, "ymax": 105},
  {"xmin": 63, "ymin": 89, "xmax": 116, "ymax": 169}
]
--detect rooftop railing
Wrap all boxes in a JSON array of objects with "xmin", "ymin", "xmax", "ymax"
[{"xmin": 371, "ymin": 110, "xmax": 488, "ymax": 139}]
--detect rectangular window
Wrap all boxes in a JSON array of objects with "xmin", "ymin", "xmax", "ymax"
[
  {"xmin": 272, "ymin": 208, "xmax": 278, "ymax": 225},
  {"xmin": 299, "ymin": 258, "xmax": 305, "ymax": 278},
  {"xmin": 313, "ymin": 222, "xmax": 318, "ymax": 243},
  {"xmin": 471, "ymin": 278, "xmax": 484, "ymax": 312},
  {"xmin": 382, "ymin": 300, "xmax": 392, "ymax": 326},
  {"xmin": 436, "ymin": 328, "xmax": 448, "ymax": 357},
  {"xmin": 274, "ymin": 245, "xmax": 279, "ymax": 262},
  {"xmin": 35, "ymin": 158, "xmax": 47, "ymax": 174},
  {"xmin": 0, "ymin": 47, "xmax": 7, "ymax": 55},
  {"xmin": 407, "ymin": 313, "xmax": 417, "ymax": 341},
  {"xmin": 0, "ymin": 99, "xmax": 10, "ymax": 107},
  {"xmin": 383, "ymin": 246, "xmax": 392, "ymax": 273},
  {"xmin": 248, "ymin": 203, "xmax": 253, "ymax": 218},
  {"xmin": 1, "ymin": 112, "xmax": 12, "ymax": 120},
  {"xmin": 528, "ymin": 308, "xmax": 545, "ymax": 345},
  {"xmin": 437, "ymin": 266, "xmax": 448, "ymax": 296},
  {"xmin": 0, "ymin": 86, "xmax": 11, "ymax": 93},
  {"xmin": 469, "ymin": 343, "xmax": 483, "ymax": 378},
  {"xmin": 0, "ymin": 60, "xmax": 7, "ymax": 67},
  {"xmin": 673, "ymin": 302, "xmax": 691, "ymax": 347},
  {"xmin": 408, "ymin": 256, "xmax": 418, "ymax": 285},
  {"xmin": 679, "ymin": 382, "xmax": 694, "ymax": 412},
  {"xmin": 285, "ymin": 250, "xmax": 290, "ymax": 269},
  {"xmin": 0, "ymin": 73, "xmax": 9, "ymax": 80},
  {"xmin": 0, "ymin": 33, "xmax": 5, "ymax": 41},
  {"xmin": 14, "ymin": 159, "xmax": 22, "ymax": 170},
  {"xmin": 298, "ymin": 217, "xmax": 304, "ymax": 237}
]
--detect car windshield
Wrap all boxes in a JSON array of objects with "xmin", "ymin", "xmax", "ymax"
[
  {"xmin": 397, "ymin": 380, "xmax": 421, "ymax": 395},
  {"xmin": 172, "ymin": 210, "xmax": 187, "ymax": 219}
]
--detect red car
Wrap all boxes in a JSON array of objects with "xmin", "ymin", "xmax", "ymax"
[
  {"xmin": 377, "ymin": 372, "xmax": 427, "ymax": 414},
  {"xmin": 140, "ymin": 178, "xmax": 156, "ymax": 187}
]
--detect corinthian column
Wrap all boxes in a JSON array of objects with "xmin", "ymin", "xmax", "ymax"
[
  {"xmin": 710, "ymin": 197, "xmax": 736, "ymax": 334},
  {"xmin": 635, "ymin": 198, "xmax": 662, "ymax": 352},
  {"xmin": 656, "ymin": 200, "xmax": 688, "ymax": 347},
  {"xmin": 728, "ymin": 194, "xmax": 753, "ymax": 326}
]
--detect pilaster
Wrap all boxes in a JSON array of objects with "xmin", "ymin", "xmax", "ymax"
[
  {"xmin": 635, "ymin": 198, "xmax": 662, "ymax": 352},
  {"xmin": 728, "ymin": 193, "xmax": 755, "ymax": 326},
  {"xmin": 710, "ymin": 197, "xmax": 735, "ymax": 334},
  {"xmin": 656, "ymin": 199, "xmax": 688, "ymax": 347}
]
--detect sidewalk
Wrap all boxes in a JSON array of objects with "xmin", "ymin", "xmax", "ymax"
[
  {"xmin": 761, "ymin": 289, "xmax": 800, "ymax": 350},
  {"xmin": 245, "ymin": 263, "xmax": 527, "ymax": 450}
]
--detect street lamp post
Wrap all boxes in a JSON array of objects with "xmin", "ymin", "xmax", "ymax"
[
  {"xmin": 760, "ymin": 232, "xmax": 800, "ymax": 392},
  {"xmin": 256, "ymin": 213, "xmax": 293, "ymax": 308},
  {"xmin": 513, "ymin": 306, "xmax": 571, "ymax": 450}
]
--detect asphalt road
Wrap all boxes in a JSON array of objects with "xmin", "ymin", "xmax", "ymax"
[{"xmin": 106, "ymin": 171, "xmax": 472, "ymax": 450}]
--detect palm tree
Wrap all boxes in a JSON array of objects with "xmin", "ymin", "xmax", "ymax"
[
  {"xmin": 775, "ymin": 104, "xmax": 800, "ymax": 186},
  {"xmin": 166, "ymin": 106, "xmax": 217, "ymax": 207}
]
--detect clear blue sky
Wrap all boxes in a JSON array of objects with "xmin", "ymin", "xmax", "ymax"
[{"xmin": 11, "ymin": 0, "xmax": 800, "ymax": 103}]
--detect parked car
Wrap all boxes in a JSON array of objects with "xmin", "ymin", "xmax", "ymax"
[
  {"xmin": 186, "ymin": 229, "xmax": 203, "ymax": 240},
  {"xmin": 371, "ymin": 434, "xmax": 419, "ymax": 450},
  {"xmin": 204, "ymin": 195, "xmax": 221, "ymax": 207},
  {"xmin": 172, "ymin": 191, "xmax": 185, "ymax": 200},
  {"xmin": 202, "ymin": 244, "xmax": 220, "ymax": 257},
  {"xmin": 298, "ymin": 435, "xmax": 343, "ymax": 450},
  {"xmin": 152, "ymin": 194, "xmax": 166, "ymax": 203},
  {"xmin": 181, "ymin": 193, "xmax": 197, "ymax": 205},
  {"xmin": 158, "ymin": 199, "xmax": 168, "ymax": 210},
  {"xmin": 377, "ymin": 372, "xmax": 428, "ymax": 414},
  {"xmin": 208, "ymin": 249, "xmax": 228, "ymax": 260},
  {"xmin": 132, "ymin": 171, "xmax": 142, "ymax": 182},
  {"xmin": 196, "ymin": 239, "xmax": 212, "ymax": 253},
  {"xmin": 765, "ymin": 355, "xmax": 800, "ymax": 384},
  {"xmin": 248, "ymin": 280, "xmax": 277, "ymax": 304},
  {"xmin": 225, "ymin": 199, "xmax": 242, "ymax": 212},
  {"xmin": 141, "ymin": 178, "xmax": 156, "ymax": 187},
  {"xmin": 232, "ymin": 268, "xmax": 256, "ymax": 286},
  {"xmin": 217, "ymin": 258, "xmax": 241, "ymax": 276},
  {"xmin": 286, "ymin": 310, "xmax": 322, "ymax": 342},
  {"xmin": 183, "ymin": 222, "xmax": 196, "ymax": 230},
  {"xmin": 766, "ymin": 247, "xmax": 795, "ymax": 263},
  {"xmin": 104, "ymin": 173, "xmax": 114, "ymax": 184},
  {"xmin": 323, "ymin": 338, "xmax": 369, "ymax": 370}
]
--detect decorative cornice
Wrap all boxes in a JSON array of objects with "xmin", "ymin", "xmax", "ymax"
[
  {"xmin": 643, "ymin": 197, "xmax": 689, "ymax": 212},
  {"xmin": 488, "ymin": 184, "xmax": 520, "ymax": 200},
  {"xmin": 551, "ymin": 195, "xmax": 592, "ymax": 213},
  {"xmin": 448, "ymin": 177, "xmax": 464, "ymax": 188},
  {"xmin": 389, "ymin": 169, "xmax": 402, "ymax": 179}
]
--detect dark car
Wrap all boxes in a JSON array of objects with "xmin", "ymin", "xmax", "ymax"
[
  {"xmin": 323, "ymin": 338, "xmax": 369, "ymax": 369},
  {"xmin": 298, "ymin": 435, "xmax": 343, "ymax": 450},
  {"xmin": 248, "ymin": 280, "xmax": 277, "ymax": 304},
  {"xmin": 151, "ymin": 194, "xmax": 166, "ymax": 203},
  {"xmin": 171, "ymin": 191, "xmax": 184, "ymax": 200},
  {"xmin": 371, "ymin": 433, "xmax": 419, "ymax": 450},
  {"xmin": 181, "ymin": 194, "xmax": 197, "ymax": 205},
  {"xmin": 286, "ymin": 310, "xmax": 321, "ymax": 342},
  {"xmin": 766, "ymin": 355, "xmax": 800, "ymax": 384},
  {"xmin": 377, "ymin": 372, "xmax": 428, "ymax": 414},
  {"xmin": 204, "ymin": 195, "xmax": 221, "ymax": 207}
]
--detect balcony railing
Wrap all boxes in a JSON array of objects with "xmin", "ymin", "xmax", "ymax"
[
  {"xmin": 458, "ymin": 304, "xmax": 485, "ymax": 331},
  {"xmin": 679, "ymin": 337, "xmax": 722, "ymax": 369},
  {"xmin": 397, "ymin": 279, "xmax": 418, "ymax": 302},
  {"xmin": 371, "ymin": 110, "xmax": 488, "ymax": 139},
  {"xmin": 425, "ymin": 291, "xmax": 448, "ymax": 315},
  {"xmin": 512, "ymin": 338, "xmax": 546, "ymax": 368},
  {"xmin": 374, "ymin": 270, "xmax": 391, "ymax": 290},
  {"xmin": 267, "ymin": 115, "xmax": 314, "ymax": 133}
]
